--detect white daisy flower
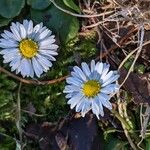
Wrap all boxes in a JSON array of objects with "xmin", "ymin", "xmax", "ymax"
[
  {"xmin": 0, "ymin": 20, "xmax": 58, "ymax": 78},
  {"xmin": 63, "ymin": 60, "xmax": 120, "ymax": 119}
]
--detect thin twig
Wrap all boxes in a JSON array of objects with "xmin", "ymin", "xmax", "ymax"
[
  {"xmin": 117, "ymin": 93, "xmax": 138, "ymax": 150},
  {"xmin": 0, "ymin": 66, "xmax": 68, "ymax": 85},
  {"xmin": 16, "ymin": 82, "xmax": 22, "ymax": 149},
  {"xmin": 119, "ymin": 25, "xmax": 145, "ymax": 88},
  {"xmin": 96, "ymin": 26, "xmax": 137, "ymax": 61},
  {"xmin": 111, "ymin": 109, "xmax": 131, "ymax": 130},
  {"xmin": 118, "ymin": 40, "xmax": 150, "ymax": 70},
  {"xmin": 21, "ymin": 109, "xmax": 48, "ymax": 117},
  {"xmin": 49, "ymin": 0, "xmax": 114, "ymax": 18},
  {"xmin": 138, "ymin": 104, "xmax": 150, "ymax": 150}
]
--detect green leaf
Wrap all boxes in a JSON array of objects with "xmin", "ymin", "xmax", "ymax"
[
  {"xmin": 105, "ymin": 136, "xmax": 128, "ymax": 150},
  {"xmin": 146, "ymin": 139, "xmax": 150, "ymax": 150},
  {"xmin": 0, "ymin": 16, "xmax": 12, "ymax": 27},
  {"xmin": 0, "ymin": 134, "xmax": 15, "ymax": 150},
  {"xmin": 27, "ymin": 0, "xmax": 51, "ymax": 10},
  {"xmin": 0, "ymin": 0, "xmax": 25, "ymax": 19},
  {"xmin": 31, "ymin": 2, "xmax": 79, "ymax": 43},
  {"xmin": 63, "ymin": 0, "xmax": 81, "ymax": 13}
]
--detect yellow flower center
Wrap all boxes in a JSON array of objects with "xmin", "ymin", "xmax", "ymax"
[
  {"xmin": 82, "ymin": 80, "xmax": 100, "ymax": 98},
  {"xmin": 19, "ymin": 39, "xmax": 38, "ymax": 58}
]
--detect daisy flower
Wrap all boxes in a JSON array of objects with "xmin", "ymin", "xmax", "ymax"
[
  {"xmin": 63, "ymin": 60, "xmax": 120, "ymax": 119},
  {"xmin": 0, "ymin": 20, "xmax": 58, "ymax": 78}
]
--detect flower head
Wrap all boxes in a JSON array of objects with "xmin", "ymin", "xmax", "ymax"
[
  {"xmin": 0, "ymin": 20, "xmax": 58, "ymax": 78},
  {"xmin": 63, "ymin": 60, "xmax": 120, "ymax": 119}
]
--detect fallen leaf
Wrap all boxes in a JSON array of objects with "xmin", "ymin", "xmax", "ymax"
[
  {"xmin": 119, "ymin": 69, "xmax": 150, "ymax": 104},
  {"xmin": 25, "ymin": 113, "xmax": 104, "ymax": 150}
]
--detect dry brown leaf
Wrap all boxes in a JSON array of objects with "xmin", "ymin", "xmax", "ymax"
[{"xmin": 119, "ymin": 69, "xmax": 150, "ymax": 104}]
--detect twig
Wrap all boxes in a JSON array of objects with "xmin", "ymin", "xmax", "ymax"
[
  {"xmin": 95, "ymin": 26, "xmax": 137, "ymax": 61},
  {"xmin": 21, "ymin": 109, "xmax": 48, "ymax": 117},
  {"xmin": 49, "ymin": 0, "xmax": 114, "ymax": 18},
  {"xmin": 117, "ymin": 93, "xmax": 138, "ymax": 150},
  {"xmin": 119, "ymin": 25, "xmax": 145, "ymax": 88},
  {"xmin": 111, "ymin": 109, "xmax": 131, "ymax": 130},
  {"xmin": 16, "ymin": 82, "xmax": 22, "ymax": 149},
  {"xmin": 118, "ymin": 40, "xmax": 150, "ymax": 70},
  {"xmin": 138, "ymin": 104, "xmax": 150, "ymax": 150},
  {"xmin": 0, "ymin": 66, "xmax": 68, "ymax": 85}
]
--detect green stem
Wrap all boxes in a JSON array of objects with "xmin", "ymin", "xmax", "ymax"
[
  {"xmin": 111, "ymin": 109, "xmax": 131, "ymax": 131},
  {"xmin": 16, "ymin": 82, "xmax": 22, "ymax": 149}
]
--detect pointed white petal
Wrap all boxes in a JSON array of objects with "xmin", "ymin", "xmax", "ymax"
[
  {"xmin": 101, "ymin": 84, "xmax": 119, "ymax": 94},
  {"xmin": 95, "ymin": 96, "xmax": 104, "ymax": 117},
  {"xmin": 102, "ymin": 74, "xmax": 120, "ymax": 87},
  {"xmin": 63, "ymin": 85, "xmax": 81, "ymax": 93},
  {"xmin": 90, "ymin": 60, "xmax": 95, "ymax": 72},
  {"xmin": 81, "ymin": 62, "xmax": 91, "ymax": 77},
  {"xmin": 10, "ymin": 23, "xmax": 21, "ymax": 41},
  {"xmin": 101, "ymin": 70, "xmax": 113, "ymax": 83},
  {"xmin": 20, "ymin": 58, "xmax": 31, "ymax": 77},
  {"xmin": 98, "ymin": 93, "xmax": 112, "ymax": 110},
  {"xmin": 32, "ymin": 57, "xmax": 43, "ymax": 77},
  {"xmin": 96, "ymin": 62, "xmax": 103, "ymax": 74},
  {"xmin": 73, "ymin": 66, "xmax": 87, "ymax": 81},
  {"xmin": 66, "ymin": 77, "xmax": 83, "ymax": 86},
  {"xmin": 19, "ymin": 24, "xmax": 26, "ymax": 39}
]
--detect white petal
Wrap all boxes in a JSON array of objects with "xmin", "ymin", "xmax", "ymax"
[
  {"xmin": 27, "ymin": 20, "xmax": 33, "ymax": 36},
  {"xmin": 20, "ymin": 58, "xmax": 31, "ymax": 77},
  {"xmin": 66, "ymin": 77, "xmax": 83, "ymax": 86},
  {"xmin": 34, "ymin": 23, "xmax": 43, "ymax": 33},
  {"xmin": 10, "ymin": 54, "xmax": 21, "ymax": 71},
  {"xmin": 39, "ymin": 44, "xmax": 58, "ymax": 50},
  {"xmin": 101, "ymin": 84, "xmax": 119, "ymax": 94},
  {"xmin": 98, "ymin": 93, "xmax": 112, "ymax": 110},
  {"xmin": 37, "ymin": 29, "xmax": 51, "ymax": 41},
  {"xmin": 90, "ymin": 60, "xmax": 95, "ymax": 72},
  {"xmin": 75, "ymin": 98, "xmax": 85, "ymax": 112},
  {"xmin": 4, "ymin": 30, "xmax": 18, "ymax": 41},
  {"xmin": 1, "ymin": 33, "xmax": 9, "ymax": 39},
  {"xmin": 10, "ymin": 23, "xmax": 21, "ymax": 41},
  {"xmin": 39, "ymin": 35, "xmax": 55, "ymax": 43},
  {"xmin": 91, "ymin": 100, "xmax": 100, "ymax": 119},
  {"xmin": 29, "ymin": 23, "xmax": 43, "ymax": 39},
  {"xmin": 63, "ymin": 85, "xmax": 81, "ymax": 93},
  {"xmin": 32, "ymin": 57, "xmax": 43, "ymax": 77},
  {"xmin": 28, "ymin": 60, "xmax": 34, "ymax": 78},
  {"xmin": 0, "ymin": 48, "xmax": 18, "ymax": 55},
  {"xmin": 101, "ymin": 70, "xmax": 113, "ymax": 83},
  {"xmin": 39, "ymin": 50, "xmax": 58, "ymax": 56},
  {"xmin": 101, "ymin": 64, "xmax": 110, "ymax": 78},
  {"xmin": 73, "ymin": 66, "xmax": 87, "ymax": 81},
  {"xmin": 23, "ymin": 20, "xmax": 29, "ymax": 30},
  {"xmin": 96, "ymin": 62, "xmax": 103, "ymax": 74},
  {"xmin": 89, "ymin": 71, "xmax": 100, "ymax": 80},
  {"xmin": 40, "ymin": 35, "xmax": 55, "ymax": 42},
  {"xmin": 3, "ymin": 50, "xmax": 19, "ymax": 63},
  {"xmin": 19, "ymin": 24, "xmax": 26, "ymax": 39},
  {"xmin": 65, "ymin": 92, "xmax": 78, "ymax": 99},
  {"xmin": 102, "ymin": 74, "xmax": 120, "ymax": 87},
  {"xmin": 68, "ymin": 93, "xmax": 83, "ymax": 109},
  {"xmin": 36, "ymin": 54, "xmax": 52, "ymax": 71},
  {"xmin": 39, "ymin": 38, "xmax": 56, "ymax": 47},
  {"xmin": 81, "ymin": 62, "xmax": 91, "ymax": 77},
  {"xmin": 0, "ymin": 39, "xmax": 18, "ymax": 48},
  {"xmin": 95, "ymin": 96, "xmax": 104, "ymax": 117},
  {"xmin": 45, "ymin": 55, "xmax": 56, "ymax": 61},
  {"xmin": 81, "ymin": 100, "xmax": 91, "ymax": 117}
]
